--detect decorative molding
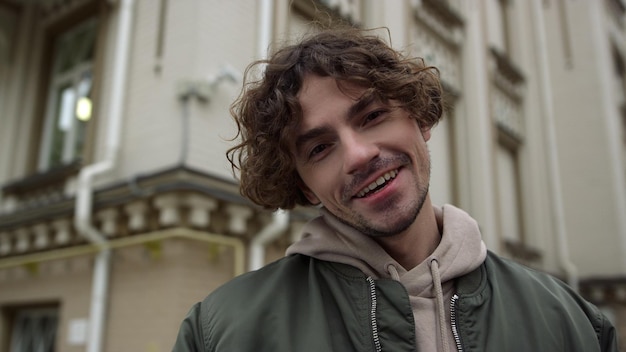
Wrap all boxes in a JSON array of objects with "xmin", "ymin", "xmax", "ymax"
[
  {"xmin": 0, "ymin": 166, "xmax": 314, "ymax": 259},
  {"xmin": 489, "ymin": 46, "xmax": 526, "ymax": 142},
  {"xmin": 492, "ymin": 88, "xmax": 524, "ymax": 144},
  {"xmin": 292, "ymin": 0, "xmax": 360, "ymax": 26},
  {"xmin": 318, "ymin": 0, "xmax": 361, "ymax": 24},
  {"xmin": 580, "ymin": 276, "xmax": 626, "ymax": 304},
  {"xmin": 410, "ymin": 0, "xmax": 463, "ymax": 94},
  {"xmin": 489, "ymin": 47, "xmax": 525, "ymax": 89},
  {"xmin": 2, "ymin": 161, "xmax": 81, "ymax": 197},
  {"xmin": 412, "ymin": 0, "xmax": 464, "ymax": 47}
]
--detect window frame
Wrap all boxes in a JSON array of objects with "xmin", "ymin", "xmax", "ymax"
[
  {"xmin": 37, "ymin": 17, "xmax": 98, "ymax": 172},
  {"xmin": 24, "ymin": 0, "xmax": 107, "ymax": 176}
]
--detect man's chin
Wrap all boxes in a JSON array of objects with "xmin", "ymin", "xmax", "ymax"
[{"xmin": 348, "ymin": 214, "xmax": 416, "ymax": 238}]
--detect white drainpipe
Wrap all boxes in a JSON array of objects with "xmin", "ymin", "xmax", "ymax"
[
  {"xmin": 247, "ymin": 0, "xmax": 290, "ymax": 272},
  {"xmin": 74, "ymin": 0, "xmax": 134, "ymax": 351},
  {"xmin": 530, "ymin": 0, "xmax": 578, "ymax": 290},
  {"xmin": 249, "ymin": 210, "xmax": 289, "ymax": 271},
  {"xmin": 257, "ymin": 0, "xmax": 274, "ymax": 60}
]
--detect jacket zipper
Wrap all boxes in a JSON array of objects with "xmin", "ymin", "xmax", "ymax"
[
  {"xmin": 366, "ymin": 277, "xmax": 382, "ymax": 352},
  {"xmin": 450, "ymin": 294, "xmax": 463, "ymax": 352}
]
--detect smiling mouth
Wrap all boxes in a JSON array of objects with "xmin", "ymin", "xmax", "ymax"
[{"xmin": 355, "ymin": 169, "xmax": 399, "ymax": 198}]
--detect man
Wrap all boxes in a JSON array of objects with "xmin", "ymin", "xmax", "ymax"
[{"xmin": 173, "ymin": 28, "xmax": 618, "ymax": 351}]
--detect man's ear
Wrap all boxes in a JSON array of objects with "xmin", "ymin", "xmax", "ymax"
[{"xmin": 299, "ymin": 181, "xmax": 320, "ymax": 205}]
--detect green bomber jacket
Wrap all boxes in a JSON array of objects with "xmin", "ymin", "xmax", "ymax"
[{"xmin": 172, "ymin": 251, "xmax": 618, "ymax": 351}]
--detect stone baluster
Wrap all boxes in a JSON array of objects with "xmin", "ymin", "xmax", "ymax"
[
  {"xmin": 124, "ymin": 200, "xmax": 149, "ymax": 232},
  {"xmin": 225, "ymin": 204, "xmax": 253, "ymax": 235},
  {"xmin": 52, "ymin": 218, "xmax": 71, "ymax": 245},
  {"xmin": 33, "ymin": 223, "xmax": 50, "ymax": 249},
  {"xmin": 154, "ymin": 194, "xmax": 182, "ymax": 227},
  {"xmin": 185, "ymin": 194, "xmax": 218, "ymax": 228},
  {"xmin": 0, "ymin": 232, "xmax": 11, "ymax": 255},
  {"xmin": 97, "ymin": 208, "xmax": 119, "ymax": 237},
  {"xmin": 15, "ymin": 228, "xmax": 30, "ymax": 252}
]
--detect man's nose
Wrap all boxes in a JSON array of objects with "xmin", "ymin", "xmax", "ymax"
[{"xmin": 342, "ymin": 132, "xmax": 380, "ymax": 175}]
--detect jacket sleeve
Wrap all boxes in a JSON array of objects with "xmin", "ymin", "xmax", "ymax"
[
  {"xmin": 598, "ymin": 312, "xmax": 619, "ymax": 352},
  {"xmin": 172, "ymin": 302, "xmax": 206, "ymax": 352}
]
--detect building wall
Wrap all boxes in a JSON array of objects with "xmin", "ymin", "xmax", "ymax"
[
  {"xmin": 0, "ymin": 0, "xmax": 625, "ymax": 349},
  {"xmin": 0, "ymin": 256, "xmax": 93, "ymax": 352},
  {"xmin": 543, "ymin": 0, "xmax": 626, "ymax": 275},
  {"xmin": 0, "ymin": 237, "xmax": 236, "ymax": 351},
  {"xmin": 104, "ymin": 238, "xmax": 235, "ymax": 351},
  {"xmin": 100, "ymin": 0, "xmax": 260, "ymax": 184}
]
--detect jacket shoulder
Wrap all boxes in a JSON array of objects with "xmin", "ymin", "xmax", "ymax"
[
  {"xmin": 172, "ymin": 255, "xmax": 313, "ymax": 351},
  {"xmin": 180, "ymin": 254, "xmax": 369, "ymax": 351},
  {"xmin": 459, "ymin": 251, "xmax": 618, "ymax": 351}
]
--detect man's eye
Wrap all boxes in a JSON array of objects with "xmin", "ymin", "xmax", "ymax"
[
  {"xmin": 364, "ymin": 110, "xmax": 385, "ymax": 124},
  {"xmin": 309, "ymin": 144, "xmax": 328, "ymax": 158}
]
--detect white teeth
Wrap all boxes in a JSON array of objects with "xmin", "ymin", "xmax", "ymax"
[{"xmin": 356, "ymin": 169, "xmax": 398, "ymax": 198}]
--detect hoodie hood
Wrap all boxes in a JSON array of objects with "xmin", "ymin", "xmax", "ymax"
[
  {"xmin": 286, "ymin": 204, "xmax": 487, "ymax": 351},
  {"xmin": 286, "ymin": 204, "xmax": 486, "ymax": 288}
]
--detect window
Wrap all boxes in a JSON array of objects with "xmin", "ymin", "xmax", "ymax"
[
  {"xmin": 429, "ymin": 110, "xmax": 458, "ymax": 205},
  {"xmin": 37, "ymin": 18, "xmax": 97, "ymax": 172},
  {"xmin": 7, "ymin": 307, "xmax": 58, "ymax": 352},
  {"xmin": 487, "ymin": 0, "xmax": 512, "ymax": 55},
  {"xmin": 496, "ymin": 143, "xmax": 522, "ymax": 242}
]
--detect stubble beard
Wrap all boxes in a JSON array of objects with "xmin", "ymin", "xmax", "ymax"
[
  {"xmin": 339, "ymin": 181, "xmax": 430, "ymax": 238},
  {"xmin": 337, "ymin": 154, "xmax": 431, "ymax": 238}
]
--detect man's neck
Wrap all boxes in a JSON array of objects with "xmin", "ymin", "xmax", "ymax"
[{"xmin": 374, "ymin": 196, "xmax": 442, "ymax": 270}]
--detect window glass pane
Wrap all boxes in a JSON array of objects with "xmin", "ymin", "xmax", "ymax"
[
  {"xmin": 40, "ymin": 18, "xmax": 96, "ymax": 171},
  {"xmin": 496, "ymin": 145, "xmax": 521, "ymax": 242},
  {"xmin": 48, "ymin": 84, "xmax": 74, "ymax": 168},
  {"xmin": 9, "ymin": 308, "xmax": 58, "ymax": 352}
]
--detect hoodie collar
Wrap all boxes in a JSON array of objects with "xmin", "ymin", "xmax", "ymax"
[
  {"xmin": 286, "ymin": 204, "xmax": 487, "ymax": 352},
  {"xmin": 286, "ymin": 204, "xmax": 487, "ymax": 291}
]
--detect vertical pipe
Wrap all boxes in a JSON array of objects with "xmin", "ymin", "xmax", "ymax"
[
  {"xmin": 74, "ymin": 0, "xmax": 135, "ymax": 351},
  {"xmin": 257, "ymin": 0, "xmax": 274, "ymax": 60},
  {"xmin": 249, "ymin": 210, "xmax": 289, "ymax": 271},
  {"xmin": 247, "ymin": 0, "xmax": 290, "ymax": 272}
]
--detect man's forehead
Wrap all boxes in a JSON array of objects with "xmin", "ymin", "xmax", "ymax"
[{"xmin": 297, "ymin": 75, "xmax": 371, "ymax": 117}]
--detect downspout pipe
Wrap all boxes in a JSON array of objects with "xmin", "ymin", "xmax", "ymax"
[
  {"xmin": 530, "ymin": 0, "xmax": 578, "ymax": 290},
  {"xmin": 249, "ymin": 209, "xmax": 289, "ymax": 271},
  {"xmin": 247, "ymin": 0, "xmax": 290, "ymax": 272},
  {"xmin": 74, "ymin": 0, "xmax": 134, "ymax": 351},
  {"xmin": 257, "ymin": 0, "xmax": 273, "ymax": 61}
]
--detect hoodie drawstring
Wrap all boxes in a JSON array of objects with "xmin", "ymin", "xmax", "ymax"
[
  {"xmin": 430, "ymin": 258, "xmax": 450, "ymax": 352},
  {"xmin": 386, "ymin": 263, "xmax": 401, "ymax": 281}
]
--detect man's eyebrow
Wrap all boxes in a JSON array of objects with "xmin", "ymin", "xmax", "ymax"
[
  {"xmin": 347, "ymin": 92, "xmax": 377, "ymax": 121},
  {"xmin": 295, "ymin": 125, "xmax": 331, "ymax": 155}
]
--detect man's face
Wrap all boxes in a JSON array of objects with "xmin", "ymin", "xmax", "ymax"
[{"xmin": 294, "ymin": 75, "xmax": 432, "ymax": 237}]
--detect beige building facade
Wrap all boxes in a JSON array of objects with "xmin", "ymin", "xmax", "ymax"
[{"xmin": 0, "ymin": 0, "xmax": 624, "ymax": 350}]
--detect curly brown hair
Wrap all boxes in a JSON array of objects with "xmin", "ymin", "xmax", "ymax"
[{"xmin": 227, "ymin": 27, "xmax": 443, "ymax": 210}]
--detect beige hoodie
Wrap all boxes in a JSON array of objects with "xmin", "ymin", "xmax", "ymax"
[{"xmin": 286, "ymin": 204, "xmax": 487, "ymax": 352}]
